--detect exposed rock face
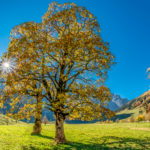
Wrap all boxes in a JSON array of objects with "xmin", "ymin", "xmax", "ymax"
[
  {"xmin": 108, "ymin": 94, "xmax": 129, "ymax": 111},
  {"xmin": 117, "ymin": 90, "xmax": 150, "ymax": 112}
]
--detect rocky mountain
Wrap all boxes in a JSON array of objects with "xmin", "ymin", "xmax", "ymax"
[
  {"xmin": 117, "ymin": 90, "xmax": 150, "ymax": 112},
  {"xmin": 108, "ymin": 94, "xmax": 129, "ymax": 111}
]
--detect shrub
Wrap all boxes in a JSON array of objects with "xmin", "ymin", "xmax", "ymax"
[
  {"xmin": 105, "ymin": 120, "xmax": 113, "ymax": 123},
  {"xmin": 135, "ymin": 115, "xmax": 145, "ymax": 122},
  {"xmin": 128, "ymin": 117, "xmax": 134, "ymax": 123},
  {"xmin": 139, "ymin": 110, "xmax": 143, "ymax": 114},
  {"xmin": 109, "ymin": 120, "xmax": 113, "ymax": 123}
]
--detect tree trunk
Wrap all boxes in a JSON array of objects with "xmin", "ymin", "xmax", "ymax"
[
  {"xmin": 32, "ymin": 117, "xmax": 42, "ymax": 135},
  {"xmin": 55, "ymin": 113, "xmax": 66, "ymax": 144},
  {"xmin": 31, "ymin": 96, "xmax": 42, "ymax": 135}
]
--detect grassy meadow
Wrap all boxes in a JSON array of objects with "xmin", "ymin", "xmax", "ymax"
[{"xmin": 0, "ymin": 123, "xmax": 150, "ymax": 150}]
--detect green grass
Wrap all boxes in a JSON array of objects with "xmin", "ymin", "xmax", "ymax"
[{"xmin": 0, "ymin": 123, "xmax": 150, "ymax": 150}]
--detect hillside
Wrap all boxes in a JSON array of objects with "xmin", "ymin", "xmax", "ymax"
[
  {"xmin": 116, "ymin": 90, "xmax": 150, "ymax": 120},
  {"xmin": 0, "ymin": 114, "xmax": 23, "ymax": 125}
]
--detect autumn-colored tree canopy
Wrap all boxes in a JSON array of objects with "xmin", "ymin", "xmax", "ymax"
[{"xmin": 0, "ymin": 2, "xmax": 115, "ymax": 143}]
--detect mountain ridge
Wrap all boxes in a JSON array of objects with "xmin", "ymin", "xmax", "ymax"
[{"xmin": 108, "ymin": 94, "xmax": 128, "ymax": 111}]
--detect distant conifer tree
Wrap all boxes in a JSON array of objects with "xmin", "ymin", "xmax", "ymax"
[{"xmin": 42, "ymin": 115, "xmax": 49, "ymax": 125}]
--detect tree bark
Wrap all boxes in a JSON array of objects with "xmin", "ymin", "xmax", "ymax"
[
  {"xmin": 32, "ymin": 118, "xmax": 42, "ymax": 135},
  {"xmin": 55, "ymin": 112, "xmax": 66, "ymax": 144},
  {"xmin": 31, "ymin": 96, "xmax": 42, "ymax": 135}
]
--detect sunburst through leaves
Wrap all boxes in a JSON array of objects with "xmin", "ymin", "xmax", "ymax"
[{"xmin": 0, "ymin": 57, "xmax": 16, "ymax": 74}]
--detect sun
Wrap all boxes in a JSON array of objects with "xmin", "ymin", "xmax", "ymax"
[
  {"xmin": 3, "ymin": 62, "xmax": 10, "ymax": 68},
  {"xmin": 0, "ymin": 57, "xmax": 16, "ymax": 74}
]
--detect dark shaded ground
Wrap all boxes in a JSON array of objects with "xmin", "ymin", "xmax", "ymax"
[
  {"xmin": 65, "ymin": 120, "xmax": 97, "ymax": 124},
  {"xmin": 112, "ymin": 113, "xmax": 133, "ymax": 121}
]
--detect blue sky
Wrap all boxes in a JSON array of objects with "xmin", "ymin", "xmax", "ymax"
[{"xmin": 0, "ymin": 0, "xmax": 150, "ymax": 100}]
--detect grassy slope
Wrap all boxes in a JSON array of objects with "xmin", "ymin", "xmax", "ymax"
[
  {"xmin": 116, "ymin": 106, "xmax": 146, "ymax": 121},
  {"xmin": 116, "ymin": 90, "xmax": 150, "ymax": 121},
  {"xmin": 0, "ymin": 114, "xmax": 23, "ymax": 125},
  {"xmin": 0, "ymin": 123, "xmax": 150, "ymax": 150}
]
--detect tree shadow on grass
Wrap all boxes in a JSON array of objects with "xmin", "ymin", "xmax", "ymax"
[
  {"xmin": 21, "ymin": 135, "xmax": 150, "ymax": 150},
  {"xmin": 87, "ymin": 136, "xmax": 150, "ymax": 150},
  {"xmin": 31, "ymin": 134, "xmax": 54, "ymax": 140}
]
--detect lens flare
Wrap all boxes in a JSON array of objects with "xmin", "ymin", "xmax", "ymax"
[
  {"xmin": 0, "ymin": 57, "xmax": 16, "ymax": 74},
  {"xmin": 3, "ymin": 62, "xmax": 10, "ymax": 68}
]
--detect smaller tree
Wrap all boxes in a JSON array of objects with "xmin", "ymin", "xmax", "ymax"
[{"xmin": 42, "ymin": 115, "xmax": 49, "ymax": 125}]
